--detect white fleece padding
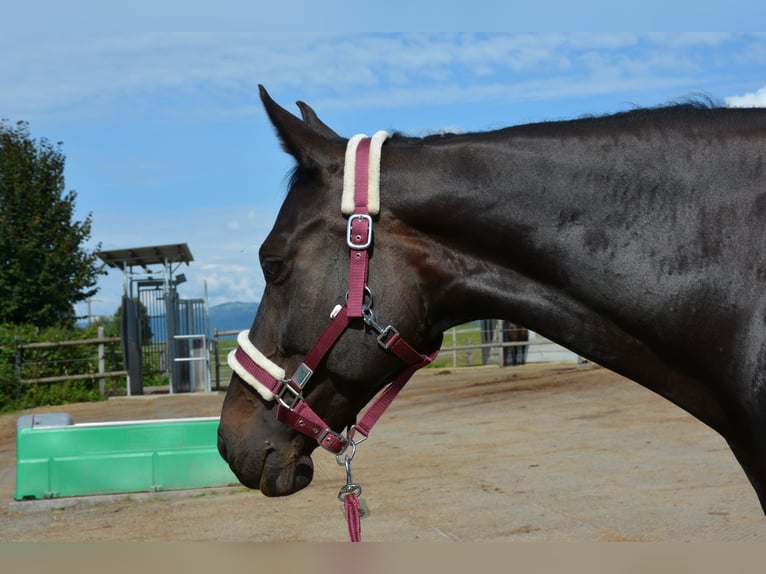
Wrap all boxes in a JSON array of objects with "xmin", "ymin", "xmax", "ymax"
[
  {"xmin": 341, "ymin": 130, "xmax": 389, "ymax": 216},
  {"xmin": 227, "ymin": 330, "xmax": 285, "ymax": 402},
  {"xmin": 341, "ymin": 134, "xmax": 366, "ymax": 216}
]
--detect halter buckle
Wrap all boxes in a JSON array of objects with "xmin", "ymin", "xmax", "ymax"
[
  {"xmin": 318, "ymin": 428, "xmax": 349, "ymax": 450},
  {"xmin": 346, "ymin": 214, "xmax": 373, "ymax": 250},
  {"xmin": 276, "ymin": 380, "xmax": 302, "ymax": 410}
]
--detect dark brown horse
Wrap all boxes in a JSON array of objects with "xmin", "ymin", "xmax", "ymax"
[
  {"xmin": 502, "ymin": 321, "xmax": 529, "ymax": 366},
  {"xmin": 218, "ymin": 86, "xmax": 766, "ymax": 518}
]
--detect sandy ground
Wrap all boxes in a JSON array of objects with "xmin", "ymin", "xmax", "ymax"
[{"xmin": 2, "ymin": 362, "xmax": 766, "ymax": 542}]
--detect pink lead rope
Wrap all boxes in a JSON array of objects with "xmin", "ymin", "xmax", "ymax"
[{"xmin": 228, "ymin": 132, "xmax": 441, "ymax": 541}]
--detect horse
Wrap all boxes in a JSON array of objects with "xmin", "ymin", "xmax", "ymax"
[
  {"xmin": 218, "ymin": 86, "xmax": 766, "ymax": 522},
  {"xmin": 502, "ymin": 321, "xmax": 529, "ymax": 365}
]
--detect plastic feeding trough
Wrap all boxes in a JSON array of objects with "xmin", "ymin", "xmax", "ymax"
[{"xmin": 15, "ymin": 413, "xmax": 237, "ymax": 500}]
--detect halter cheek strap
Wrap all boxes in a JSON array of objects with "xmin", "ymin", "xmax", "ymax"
[
  {"xmin": 343, "ymin": 130, "xmax": 388, "ymax": 318},
  {"xmin": 227, "ymin": 131, "xmax": 440, "ymax": 455}
]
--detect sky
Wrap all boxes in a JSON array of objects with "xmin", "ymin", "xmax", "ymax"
[{"xmin": 2, "ymin": 7, "xmax": 766, "ymax": 320}]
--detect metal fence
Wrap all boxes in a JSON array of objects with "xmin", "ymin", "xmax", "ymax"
[
  {"xmin": 436, "ymin": 325, "xmax": 580, "ymax": 368},
  {"xmin": 211, "ymin": 329, "xmax": 240, "ymax": 391},
  {"xmin": 11, "ymin": 323, "xmax": 579, "ymax": 397},
  {"xmin": 210, "ymin": 324, "xmax": 581, "ymax": 390}
]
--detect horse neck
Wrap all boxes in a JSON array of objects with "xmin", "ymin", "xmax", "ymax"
[{"xmin": 383, "ymin": 135, "xmax": 577, "ymax": 329}]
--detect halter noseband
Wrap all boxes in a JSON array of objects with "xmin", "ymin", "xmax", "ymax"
[{"xmin": 228, "ymin": 131, "xmax": 439, "ymax": 455}]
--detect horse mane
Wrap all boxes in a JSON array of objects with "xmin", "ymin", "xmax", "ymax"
[
  {"xmin": 573, "ymin": 95, "xmax": 723, "ymax": 124},
  {"xmin": 388, "ymin": 96, "xmax": 728, "ymax": 145}
]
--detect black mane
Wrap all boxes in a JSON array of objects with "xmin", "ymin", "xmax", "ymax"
[{"xmin": 389, "ymin": 97, "xmax": 735, "ymax": 145}]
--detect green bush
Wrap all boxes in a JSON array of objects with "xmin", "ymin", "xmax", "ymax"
[{"xmin": 0, "ymin": 321, "xmax": 123, "ymax": 412}]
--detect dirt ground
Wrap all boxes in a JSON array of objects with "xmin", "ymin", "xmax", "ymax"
[{"xmin": 2, "ymin": 362, "xmax": 766, "ymax": 542}]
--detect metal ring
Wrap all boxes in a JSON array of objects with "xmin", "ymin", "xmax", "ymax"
[
  {"xmin": 338, "ymin": 483, "xmax": 363, "ymax": 501},
  {"xmin": 344, "ymin": 286, "xmax": 374, "ymax": 311},
  {"xmin": 336, "ymin": 441, "xmax": 357, "ymax": 466},
  {"xmin": 346, "ymin": 425, "xmax": 368, "ymax": 447}
]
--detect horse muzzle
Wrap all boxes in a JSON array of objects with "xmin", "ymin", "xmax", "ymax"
[
  {"xmin": 218, "ymin": 372, "xmax": 320, "ymax": 497},
  {"xmin": 217, "ymin": 417, "xmax": 315, "ymax": 497}
]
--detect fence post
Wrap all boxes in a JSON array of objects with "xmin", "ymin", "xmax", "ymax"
[
  {"xmin": 498, "ymin": 322, "xmax": 504, "ymax": 368},
  {"xmin": 14, "ymin": 338, "xmax": 22, "ymax": 400},
  {"xmin": 213, "ymin": 328, "xmax": 220, "ymax": 391},
  {"xmin": 98, "ymin": 326, "xmax": 106, "ymax": 395},
  {"xmin": 451, "ymin": 328, "xmax": 457, "ymax": 368}
]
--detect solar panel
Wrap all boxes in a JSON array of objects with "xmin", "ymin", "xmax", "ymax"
[{"xmin": 95, "ymin": 243, "xmax": 193, "ymax": 270}]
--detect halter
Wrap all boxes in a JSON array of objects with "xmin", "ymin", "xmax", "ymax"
[{"xmin": 228, "ymin": 131, "xmax": 440, "ymax": 540}]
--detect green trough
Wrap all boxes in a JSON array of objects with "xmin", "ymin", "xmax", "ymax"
[{"xmin": 15, "ymin": 413, "xmax": 238, "ymax": 500}]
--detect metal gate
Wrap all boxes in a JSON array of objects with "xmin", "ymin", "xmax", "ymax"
[
  {"xmin": 172, "ymin": 298, "xmax": 211, "ymax": 393},
  {"xmin": 137, "ymin": 285, "xmax": 210, "ymax": 393},
  {"xmin": 137, "ymin": 280, "xmax": 168, "ymax": 379},
  {"xmin": 97, "ymin": 243, "xmax": 211, "ymax": 395}
]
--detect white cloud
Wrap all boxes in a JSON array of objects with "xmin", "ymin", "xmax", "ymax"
[
  {"xmin": 196, "ymin": 263, "xmax": 264, "ymax": 307},
  {"xmin": 726, "ymin": 85, "xmax": 766, "ymax": 107},
  {"xmin": 4, "ymin": 33, "xmax": 761, "ymax": 122}
]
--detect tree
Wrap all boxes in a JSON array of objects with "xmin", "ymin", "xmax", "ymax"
[{"xmin": 0, "ymin": 120, "xmax": 104, "ymax": 328}]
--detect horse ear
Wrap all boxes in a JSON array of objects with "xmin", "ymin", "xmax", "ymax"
[
  {"xmin": 259, "ymin": 85, "xmax": 340, "ymax": 169},
  {"xmin": 296, "ymin": 100, "xmax": 341, "ymax": 140}
]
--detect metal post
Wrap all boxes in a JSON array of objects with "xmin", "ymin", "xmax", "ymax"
[
  {"xmin": 213, "ymin": 328, "xmax": 220, "ymax": 391},
  {"xmin": 498, "ymin": 322, "xmax": 504, "ymax": 368},
  {"xmin": 98, "ymin": 326, "xmax": 106, "ymax": 395}
]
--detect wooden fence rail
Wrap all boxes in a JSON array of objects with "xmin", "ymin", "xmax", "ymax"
[{"xmin": 14, "ymin": 327, "xmax": 127, "ymax": 394}]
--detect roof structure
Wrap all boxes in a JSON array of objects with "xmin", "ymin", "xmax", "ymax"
[{"xmin": 95, "ymin": 243, "xmax": 194, "ymax": 270}]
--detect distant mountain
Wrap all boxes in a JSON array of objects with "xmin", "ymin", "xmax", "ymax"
[{"xmin": 208, "ymin": 302, "xmax": 259, "ymax": 333}]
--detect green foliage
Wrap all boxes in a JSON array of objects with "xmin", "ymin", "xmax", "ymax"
[
  {"xmin": 0, "ymin": 324, "xmax": 32, "ymax": 409},
  {"xmin": 0, "ymin": 321, "xmax": 124, "ymax": 412},
  {"xmin": 90, "ymin": 313, "xmax": 121, "ymax": 338},
  {"xmin": 428, "ymin": 323, "xmax": 485, "ymax": 369},
  {"xmin": 0, "ymin": 120, "xmax": 105, "ymax": 328},
  {"xmin": 15, "ymin": 378, "xmax": 102, "ymax": 411}
]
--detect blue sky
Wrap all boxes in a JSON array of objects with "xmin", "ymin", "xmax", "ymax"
[{"xmin": 2, "ymin": 13, "xmax": 766, "ymax": 320}]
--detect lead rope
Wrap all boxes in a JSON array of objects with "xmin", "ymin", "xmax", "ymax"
[{"xmin": 338, "ymin": 448, "xmax": 365, "ymax": 542}]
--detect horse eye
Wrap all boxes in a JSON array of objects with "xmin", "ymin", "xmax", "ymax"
[{"xmin": 261, "ymin": 257, "xmax": 285, "ymax": 280}]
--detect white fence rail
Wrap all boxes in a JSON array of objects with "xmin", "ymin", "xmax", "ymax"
[
  {"xmin": 441, "ymin": 325, "xmax": 581, "ymax": 368},
  {"xmin": 212, "ymin": 324, "xmax": 582, "ymax": 387}
]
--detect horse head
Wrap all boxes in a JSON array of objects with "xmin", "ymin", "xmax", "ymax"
[{"xmin": 217, "ymin": 87, "xmax": 443, "ymax": 496}]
